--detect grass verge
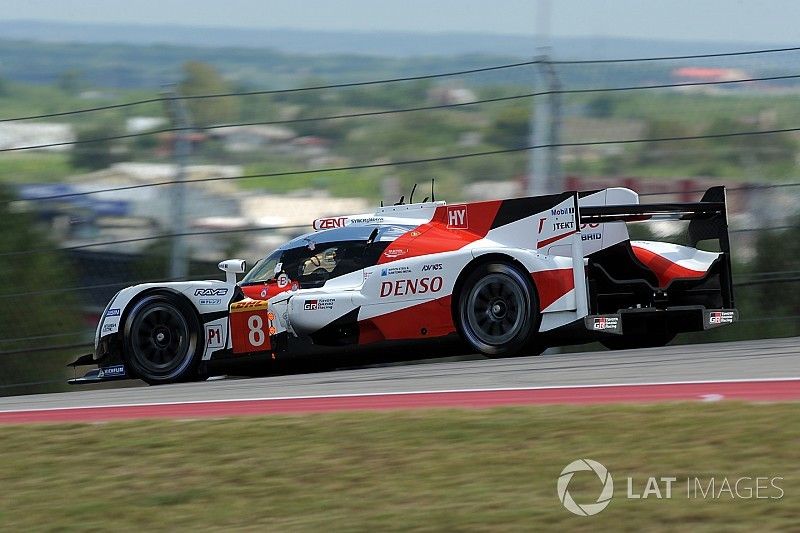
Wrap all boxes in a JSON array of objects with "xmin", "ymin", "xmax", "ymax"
[{"xmin": 0, "ymin": 403, "xmax": 797, "ymax": 531}]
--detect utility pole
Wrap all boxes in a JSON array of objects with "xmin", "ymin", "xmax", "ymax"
[
  {"xmin": 527, "ymin": 0, "xmax": 563, "ymax": 196},
  {"xmin": 163, "ymin": 87, "xmax": 191, "ymax": 280}
]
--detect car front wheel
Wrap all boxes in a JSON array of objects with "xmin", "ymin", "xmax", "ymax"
[{"xmin": 123, "ymin": 294, "xmax": 203, "ymax": 384}]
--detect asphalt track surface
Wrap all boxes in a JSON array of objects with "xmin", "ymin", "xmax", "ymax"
[{"xmin": 1, "ymin": 336, "xmax": 799, "ymax": 422}]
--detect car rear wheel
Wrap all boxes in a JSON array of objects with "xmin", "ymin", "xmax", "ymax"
[
  {"xmin": 456, "ymin": 262, "xmax": 539, "ymax": 357},
  {"xmin": 123, "ymin": 294, "xmax": 203, "ymax": 384}
]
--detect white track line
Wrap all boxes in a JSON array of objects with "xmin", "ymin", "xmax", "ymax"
[{"xmin": 1, "ymin": 376, "xmax": 799, "ymax": 414}]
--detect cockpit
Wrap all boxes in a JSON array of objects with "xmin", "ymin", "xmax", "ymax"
[{"xmin": 241, "ymin": 224, "xmax": 413, "ymax": 290}]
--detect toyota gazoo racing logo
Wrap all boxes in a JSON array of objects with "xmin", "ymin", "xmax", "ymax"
[
  {"xmin": 593, "ymin": 316, "xmax": 619, "ymax": 331},
  {"xmin": 709, "ymin": 311, "xmax": 735, "ymax": 324},
  {"xmin": 557, "ymin": 459, "xmax": 614, "ymax": 516}
]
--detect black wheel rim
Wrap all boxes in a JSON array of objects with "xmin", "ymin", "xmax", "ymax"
[
  {"xmin": 130, "ymin": 304, "xmax": 191, "ymax": 374},
  {"xmin": 465, "ymin": 273, "xmax": 527, "ymax": 346}
]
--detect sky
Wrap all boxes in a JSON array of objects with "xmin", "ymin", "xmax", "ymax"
[{"xmin": 5, "ymin": 0, "xmax": 800, "ymax": 44}]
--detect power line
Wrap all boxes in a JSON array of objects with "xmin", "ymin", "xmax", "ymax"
[
  {"xmin": 4, "ymin": 183, "xmax": 800, "ymax": 259},
  {"xmin": 0, "ymin": 127, "xmax": 176, "ymax": 153},
  {"xmin": 0, "ymin": 273, "xmax": 215, "ymax": 300},
  {"xmin": 0, "ymin": 378, "xmax": 69, "ymax": 390},
  {"xmin": 731, "ymin": 225, "xmax": 798, "ymax": 234},
  {"xmin": 0, "ymin": 224, "xmax": 308, "ymax": 258},
  {"xmin": 550, "ymin": 45, "xmax": 800, "ymax": 64},
  {"xmin": 3, "ymin": 43, "xmax": 800, "ymax": 125},
  {"xmin": 5, "ymin": 72, "xmax": 800, "ymax": 153},
  {"xmin": 0, "ymin": 97, "xmax": 167, "ymax": 124},
  {"xmin": 735, "ymin": 276, "xmax": 800, "ymax": 287},
  {"xmin": 173, "ymin": 60, "xmax": 542, "ymax": 100},
  {"xmin": 11, "ymin": 124, "xmax": 800, "ymax": 204},
  {"xmin": 0, "ymin": 342, "xmax": 92, "ymax": 357},
  {"xmin": 0, "ymin": 59, "xmax": 542, "ymax": 124},
  {"xmin": 639, "ymin": 181, "xmax": 800, "ymax": 197},
  {"xmin": 0, "ymin": 331, "xmax": 88, "ymax": 344}
]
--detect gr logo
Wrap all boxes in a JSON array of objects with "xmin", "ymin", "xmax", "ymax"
[{"xmin": 557, "ymin": 459, "xmax": 614, "ymax": 516}]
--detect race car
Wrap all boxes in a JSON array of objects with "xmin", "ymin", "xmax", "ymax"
[{"xmin": 70, "ymin": 186, "xmax": 737, "ymax": 385}]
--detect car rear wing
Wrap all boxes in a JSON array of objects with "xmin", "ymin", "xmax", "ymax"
[{"xmin": 579, "ymin": 186, "xmax": 730, "ymax": 253}]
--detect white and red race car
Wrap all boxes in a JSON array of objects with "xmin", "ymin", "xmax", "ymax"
[{"xmin": 70, "ymin": 187, "xmax": 736, "ymax": 384}]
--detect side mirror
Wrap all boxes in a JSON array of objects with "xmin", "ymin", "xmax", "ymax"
[{"xmin": 219, "ymin": 259, "xmax": 247, "ymax": 284}]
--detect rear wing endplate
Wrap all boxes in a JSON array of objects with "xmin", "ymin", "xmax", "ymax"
[{"xmin": 580, "ymin": 186, "xmax": 730, "ymax": 252}]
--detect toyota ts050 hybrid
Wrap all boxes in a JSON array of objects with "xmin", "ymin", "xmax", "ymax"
[{"xmin": 70, "ymin": 186, "xmax": 737, "ymax": 384}]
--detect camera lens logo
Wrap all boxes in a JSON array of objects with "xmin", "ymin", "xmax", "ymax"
[{"xmin": 557, "ymin": 459, "xmax": 614, "ymax": 516}]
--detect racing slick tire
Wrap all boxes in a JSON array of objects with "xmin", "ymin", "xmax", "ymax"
[
  {"xmin": 600, "ymin": 331, "xmax": 675, "ymax": 351},
  {"xmin": 456, "ymin": 262, "xmax": 539, "ymax": 357},
  {"xmin": 122, "ymin": 293, "xmax": 203, "ymax": 385}
]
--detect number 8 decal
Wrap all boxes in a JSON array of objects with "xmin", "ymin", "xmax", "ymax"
[
  {"xmin": 248, "ymin": 314, "xmax": 265, "ymax": 347},
  {"xmin": 231, "ymin": 299, "xmax": 271, "ymax": 354}
]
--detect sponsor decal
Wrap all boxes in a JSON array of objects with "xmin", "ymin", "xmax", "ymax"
[
  {"xmin": 582, "ymin": 233, "xmax": 602, "ymax": 241},
  {"xmin": 446, "ymin": 205, "xmax": 468, "ymax": 229},
  {"xmin": 277, "ymin": 272, "xmax": 290, "ymax": 288},
  {"xmin": 303, "ymin": 298, "xmax": 335, "ymax": 311},
  {"xmin": 383, "ymin": 248, "xmax": 408, "ymax": 259},
  {"xmin": 381, "ymin": 266, "xmax": 412, "ymax": 276},
  {"xmin": 314, "ymin": 216, "xmax": 348, "ymax": 230},
  {"xmin": 551, "ymin": 206, "xmax": 575, "ymax": 216},
  {"xmin": 421, "ymin": 263, "xmax": 443, "ymax": 272},
  {"xmin": 708, "ymin": 311, "xmax": 735, "ymax": 325},
  {"xmin": 98, "ymin": 364, "xmax": 126, "ymax": 378},
  {"xmin": 205, "ymin": 325, "xmax": 224, "ymax": 349},
  {"xmin": 105, "ymin": 308, "xmax": 120, "ymax": 317},
  {"xmin": 260, "ymin": 288, "xmax": 267, "ymax": 298},
  {"xmin": 380, "ymin": 276, "xmax": 443, "ymax": 298},
  {"xmin": 291, "ymin": 281, "xmax": 300, "ymax": 292},
  {"xmin": 194, "ymin": 288, "xmax": 229, "ymax": 297},
  {"xmin": 553, "ymin": 220, "xmax": 575, "ymax": 231},
  {"xmin": 102, "ymin": 323, "xmax": 116, "ymax": 333},
  {"xmin": 410, "ymin": 231, "xmax": 421, "ymax": 237},
  {"xmin": 593, "ymin": 316, "xmax": 619, "ymax": 331},
  {"xmin": 350, "ymin": 216, "xmax": 383, "ymax": 224},
  {"xmin": 231, "ymin": 299, "xmax": 269, "ymax": 312},
  {"xmin": 536, "ymin": 201, "xmax": 579, "ymax": 248},
  {"xmin": 199, "ymin": 298, "xmax": 221, "ymax": 306}
]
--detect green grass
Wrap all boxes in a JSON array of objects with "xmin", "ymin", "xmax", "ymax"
[
  {"xmin": 0, "ymin": 403, "xmax": 797, "ymax": 531},
  {"xmin": 0, "ymin": 153, "xmax": 75, "ymax": 184}
]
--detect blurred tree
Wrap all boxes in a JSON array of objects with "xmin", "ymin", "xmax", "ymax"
[
  {"xmin": 748, "ymin": 216, "xmax": 800, "ymax": 336},
  {"xmin": 178, "ymin": 61, "xmax": 239, "ymax": 127},
  {"xmin": 635, "ymin": 119, "xmax": 694, "ymax": 167},
  {"xmin": 484, "ymin": 106, "xmax": 530, "ymax": 149},
  {"xmin": 704, "ymin": 117, "xmax": 796, "ymax": 168},
  {"xmin": 585, "ymin": 96, "xmax": 617, "ymax": 118},
  {"xmin": 70, "ymin": 122, "xmax": 125, "ymax": 170},
  {"xmin": 0, "ymin": 185, "xmax": 81, "ymax": 395},
  {"xmin": 57, "ymin": 69, "xmax": 86, "ymax": 96}
]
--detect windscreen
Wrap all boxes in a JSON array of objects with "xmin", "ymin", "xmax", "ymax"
[{"xmin": 241, "ymin": 225, "xmax": 414, "ymax": 289}]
